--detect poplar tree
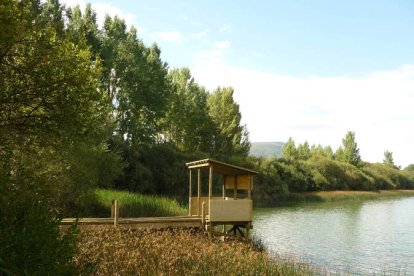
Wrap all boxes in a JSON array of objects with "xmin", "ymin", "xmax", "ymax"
[
  {"xmin": 336, "ymin": 131, "xmax": 362, "ymax": 167},
  {"xmin": 383, "ymin": 150, "xmax": 395, "ymax": 167},
  {"xmin": 207, "ymin": 87, "xmax": 250, "ymax": 156},
  {"xmin": 282, "ymin": 138, "xmax": 297, "ymax": 160}
]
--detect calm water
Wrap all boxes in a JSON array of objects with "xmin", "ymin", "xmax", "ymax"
[{"xmin": 253, "ymin": 197, "xmax": 414, "ymax": 275}]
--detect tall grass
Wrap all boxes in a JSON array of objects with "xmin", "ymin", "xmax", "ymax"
[
  {"xmin": 84, "ymin": 189, "xmax": 187, "ymax": 217},
  {"xmin": 73, "ymin": 228, "xmax": 320, "ymax": 275}
]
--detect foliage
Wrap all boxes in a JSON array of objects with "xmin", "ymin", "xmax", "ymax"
[
  {"xmin": 208, "ymin": 87, "xmax": 250, "ymax": 157},
  {"xmin": 0, "ymin": 1, "xmax": 116, "ymax": 274},
  {"xmin": 335, "ymin": 131, "xmax": 362, "ymax": 167},
  {"xmin": 363, "ymin": 163, "xmax": 414, "ymax": 189},
  {"xmin": 282, "ymin": 137, "xmax": 297, "ymax": 160},
  {"xmin": 383, "ymin": 150, "xmax": 395, "ymax": 168},
  {"xmin": 0, "ymin": 170, "xmax": 78, "ymax": 275},
  {"xmin": 297, "ymin": 141, "xmax": 311, "ymax": 160},
  {"xmin": 162, "ymin": 68, "xmax": 215, "ymax": 152}
]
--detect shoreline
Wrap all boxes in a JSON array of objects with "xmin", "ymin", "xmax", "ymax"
[{"xmin": 255, "ymin": 189, "xmax": 414, "ymax": 207}]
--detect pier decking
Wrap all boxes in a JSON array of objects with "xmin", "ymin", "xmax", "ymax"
[{"xmin": 61, "ymin": 216, "xmax": 203, "ymax": 230}]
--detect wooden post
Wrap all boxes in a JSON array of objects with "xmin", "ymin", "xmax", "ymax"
[
  {"xmin": 111, "ymin": 200, "xmax": 119, "ymax": 227},
  {"xmin": 248, "ymin": 175, "xmax": 252, "ymax": 199},
  {"xmin": 201, "ymin": 201, "xmax": 206, "ymax": 229},
  {"xmin": 222, "ymin": 176, "xmax": 225, "ymax": 199},
  {"xmin": 197, "ymin": 169, "xmax": 201, "ymax": 215},
  {"xmin": 189, "ymin": 169, "xmax": 192, "ymax": 216},
  {"xmin": 233, "ymin": 175, "xmax": 237, "ymax": 200},
  {"xmin": 209, "ymin": 165, "xmax": 213, "ymax": 199}
]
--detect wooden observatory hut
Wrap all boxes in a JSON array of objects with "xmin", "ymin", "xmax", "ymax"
[{"xmin": 186, "ymin": 159, "xmax": 257, "ymax": 237}]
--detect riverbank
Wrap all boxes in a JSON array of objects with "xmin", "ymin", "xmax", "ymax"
[
  {"xmin": 73, "ymin": 227, "xmax": 320, "ymax": 275},
  {"xmin": 255, "ymin": 189, "xmax": 414, "ymax": 206}
]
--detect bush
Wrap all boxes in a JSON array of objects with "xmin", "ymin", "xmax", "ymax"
[{"xmin": 0, "ymin": 171, "xmax": 78, "ymax": 275}]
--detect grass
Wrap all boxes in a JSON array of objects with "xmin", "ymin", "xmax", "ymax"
[
  {"xmin": 258, "ymin": 189, "xmax": 414, "ymax": 206},
  {"xmin": 73, "ymin": 227, "xmax": 320, "ymax": 275},
  {"xmin": 85, "ymin": 189, "xmax": 187, "ymax": 218}
]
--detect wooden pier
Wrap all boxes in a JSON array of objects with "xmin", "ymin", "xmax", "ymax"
[
  {"xmin": 61, "ymin": 159, "xmax": 257, "ymax": 238},
  {"xmin": 61, "ymin": 216, "xmax": 203, "ymax": 230}
]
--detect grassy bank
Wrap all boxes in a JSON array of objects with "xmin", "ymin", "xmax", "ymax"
[
  {"xmin": 256, "ymin": 189, "xmax": 414, "ymax": 206},
  {"xmin": 73, "ymin": 227, "xmax": 319, "ymax": 275},
  {"xmin": 84, "ymin": 189, "xmax": 187, "ymax": 217}
]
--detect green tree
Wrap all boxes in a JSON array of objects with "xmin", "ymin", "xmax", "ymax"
[
  {"xmin": 0, "ymin": 1, "xmax": 114, "ymax": 273},
  {"xmin": 297, "ymin": 141, "xmax": 310, "ymax": 160},
  {"xmin": 163, "ymin": 68, "xmax": 214, "ymax": 152},
  {"xmin": 66, "ymin": 4, "xmax": 101, "ymax": 58},
  {"xmin": 336, "ymin": 131, "xmax": 362, "ymax": 167},
  {"xmin": 383, "ymin": 150, "xmax": 395, "ymax": 168},
  {"xmin": 207, "ymin": 87, "xmax": 250, "ymax": 157},
  {"xmin": 323, "ymin": 146, "xmax": 334, "ymax": 159},
  {"xmin": 282, "ymin": 137, "xmax": 297, "ymax": 160},
  {"xmin": 404, "ymin": 164, "xmax": 414, "ymax": 172},
  {"xmin": 100, "ymin": 16, "xmax": 170, "ymax": 145}
]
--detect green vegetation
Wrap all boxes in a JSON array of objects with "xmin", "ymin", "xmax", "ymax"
[
  {"xmin": 74, "ymin": 228, "xmax": 319, "ymax": 275},
  {"xmin": 85, "ymin": 189, "xmax": 186, "ymax": 217},
  {"xmin": 1, "ymin": 0, "xmax": 414, "ymax": 274},
  {"xmin": 252, "ymin": 133, "xmax": 414, "ymax": 206},
  {"xmin": 256, "ymin": 190, "xmax": 414, "ymax": 206}
]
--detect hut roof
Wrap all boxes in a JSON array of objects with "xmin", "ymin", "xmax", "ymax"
[{"xmin": 185, "ymin": 159, "xmax": 258, "ymax": 176}]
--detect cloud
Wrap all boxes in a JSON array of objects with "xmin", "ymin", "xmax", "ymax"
[
  {"xmin": 219, "ymin": 24, "xmax": 232, "ymax": 33},
  {"xmin": 191, "ymin": 61, "xmax": 414, "ymax": 167},
  {"xmin": 149, "ymin": 31, "xmax": 183, "ymax": 43},
  {"xmin": 214, "ymin": 41, "xmax": 231, "ymax": 49},
  {"xmin": 190, "ymin": 29, "xmax": 210, "ymax": 40}
]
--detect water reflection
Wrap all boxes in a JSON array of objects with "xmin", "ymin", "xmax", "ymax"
[{"xmin": 253, "ymin": 197, "xmax": 414, "ymax": 274}]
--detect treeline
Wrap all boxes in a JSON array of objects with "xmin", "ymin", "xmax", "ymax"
[
  {"xmin": 0, "ymin": 1, "xmax": 249, "ymax": 273},
  {"xmin": 252, "ymin": 131, "xmax": 414, "ymax": 204}
]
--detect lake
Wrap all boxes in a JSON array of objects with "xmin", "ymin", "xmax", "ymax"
[{"xmin": 253, "ymin": 197, "xmax": 414, "ymax": 275}]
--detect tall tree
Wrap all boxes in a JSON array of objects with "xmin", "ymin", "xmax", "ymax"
[
  {"xmin": 0, "ymin": 1, "xmax": 113, "ymax": 273},
  {"xmin": 66, "ymin": 4, "xmax": 101, "ymax": 57},
  {"xmin": 282, "ymin": 137, "xmax": 297, "ymax": 160},
  {"xmin": 336, "ymin": 131, "xmax": 362, "ymax": 167},
  {"xmin": 163, "ymin": 68, "xmax": 214, "ymax": 152},
  {"xmin": 100, "ymin": 16, "xmax": 170, "ymax": 145},
  {"xmin": 383, "ymin": 150, "xmax": 395, "ymax": 167},
  {"xmin": 207, "ymin": 87, "xmax": 250, "ymax": 156},
  {"xmin": 297, "ymin": 141, "xmax": 310, "ymax": 160}
]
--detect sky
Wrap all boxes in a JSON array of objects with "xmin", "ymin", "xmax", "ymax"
[{"xmin": 60, "ymin": 0, "xmax": 414, "ymax": 167}]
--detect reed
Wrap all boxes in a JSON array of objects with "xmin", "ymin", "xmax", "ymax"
[
  {"xmin": 89, "ymin": 189, "xmax": 187, "ymax": 217},
  {"xmin": 73, "ymin": 228, "xmax": 320, "ymax": 275}
]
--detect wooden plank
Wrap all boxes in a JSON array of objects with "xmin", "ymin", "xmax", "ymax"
[
  {"xmin": 225, "ymin": 175, "xmax": 251, "ymax": 190},
  {"xmin": 61, "ymin": 216, "xmax": 203, "ymax": 230},
  {"xmin": 209, "ymin": 199, "xmax": 252, "ymax": 222}
]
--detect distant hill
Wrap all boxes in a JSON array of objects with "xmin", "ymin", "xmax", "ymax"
[{"xmin": 249, "ymin": 142, "xmax": 285, "ymax": 158}]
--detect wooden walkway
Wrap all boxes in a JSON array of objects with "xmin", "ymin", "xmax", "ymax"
[{"xmin": 61, "ymin": 216, "xmax": 203, "ymax": 230}]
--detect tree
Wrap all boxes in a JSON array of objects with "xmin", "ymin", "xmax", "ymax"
[
  {"xmin": 323, "ymin": 146, "xmax": 334, "ymax": 159},
  {"xmin": 100, "ymin": 16, "xmax": 170, "ymax": 145},
  {"xmin": 207, "ymin": 87, "xmax": 250, "ymax": 157},
  {"xmin": 297, "ymin": 141, "xmax": 310, "ymax": 160},
  {"xmin": 282, "ymin": 137, "xmax": 297, "ymax": 160},
  {"xmin": 66, "ymin": 4, "xmax": 101, "ymax": 58},
  {"xmin": 0, "ymin": 1, "xmax": 114, "ymax": 273},
  {"xmin": 336, "ymin": 131, "xmax": 362, "ymax": 167},
  {"xmin": 383, "ymin": 150, "xmax": 395, "ymax": 168},
  {"xmin": 163, "ymin": 68, "xmax": 214, "ymax": 152}
]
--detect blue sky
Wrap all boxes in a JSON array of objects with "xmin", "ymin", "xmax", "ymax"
[{"xmin": 62, "ymin": 0, "xmax": 414, "ymax": 167}]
